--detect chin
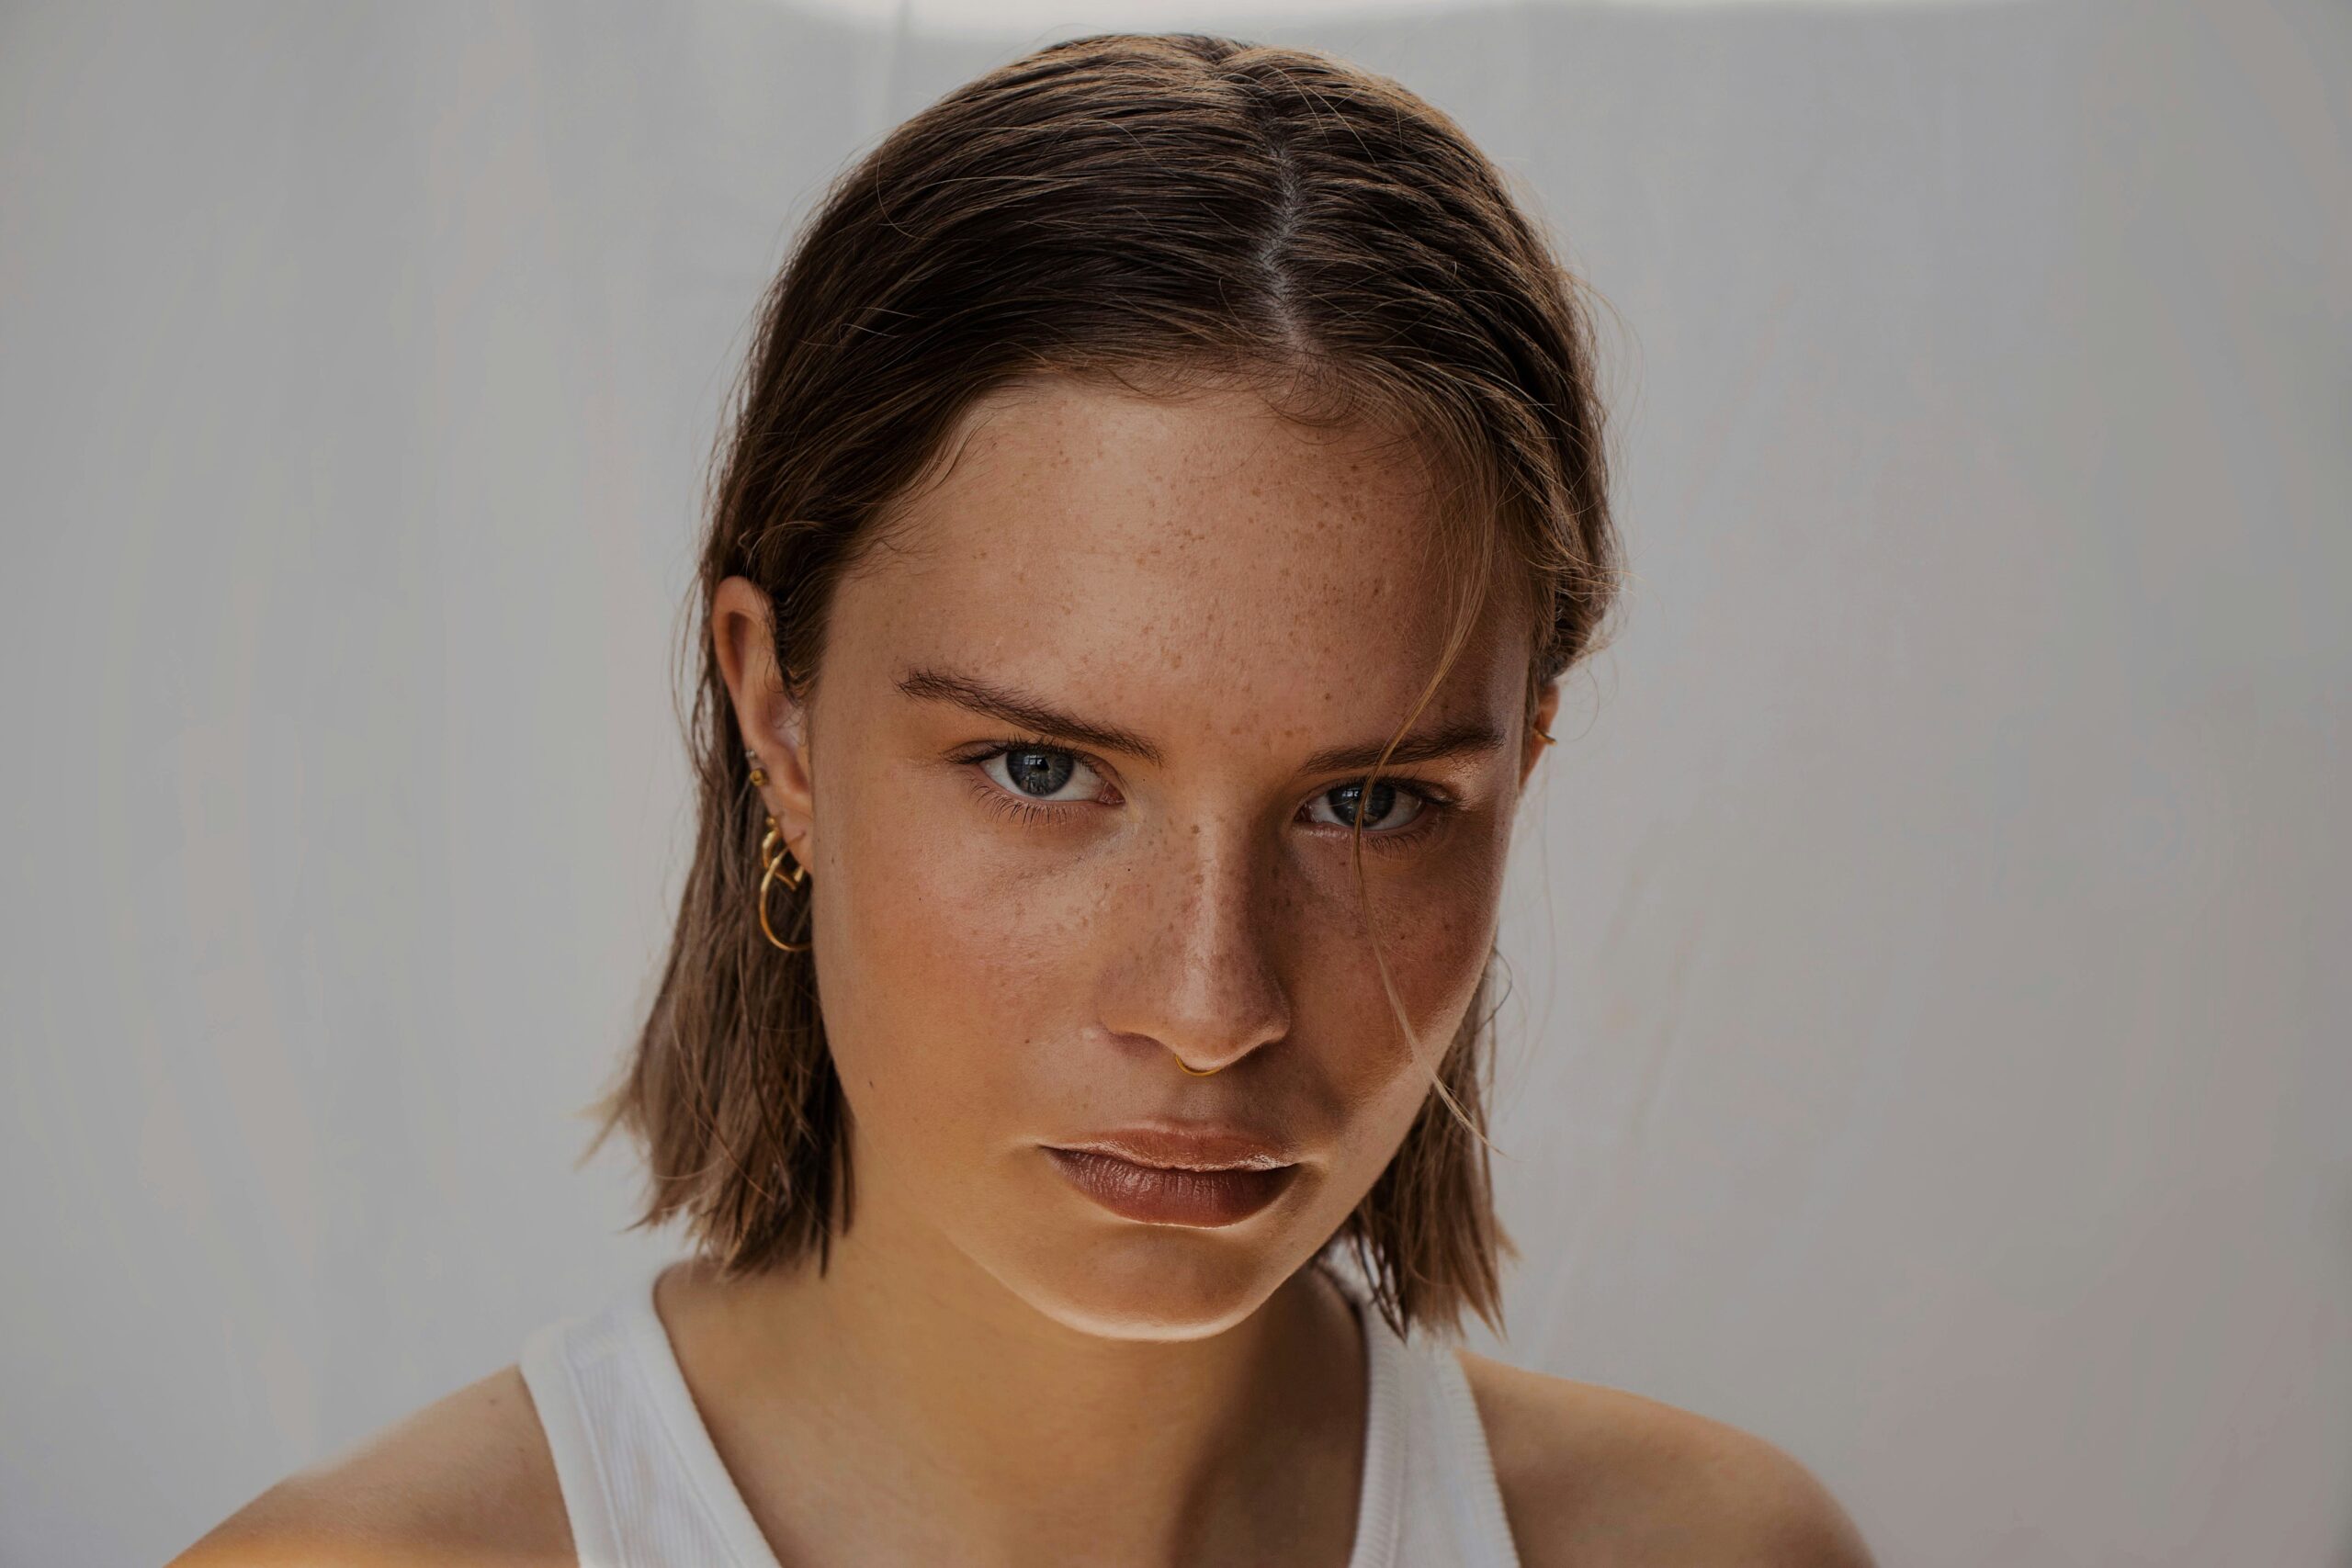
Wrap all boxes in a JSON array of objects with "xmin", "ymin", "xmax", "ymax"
[
  {"xmin": 982, "ymin": 1212, "xmax": 1310, "ymax": 1342},
  {"xmin": 997, "ymin": 1232, "xmax": 1288, "ymax": 1344}
]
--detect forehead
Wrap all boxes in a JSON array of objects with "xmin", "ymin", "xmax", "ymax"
[{"xmin": 828, "ymin": 375, "xmax": 1526, "ymax": 738}]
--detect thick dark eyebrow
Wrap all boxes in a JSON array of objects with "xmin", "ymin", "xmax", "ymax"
[
  {"xmin": 897, "ymin": 666, "xmax": 1168, "ymax": 765},
  {"xmin": 899, "ymin": 664, "xmax": 1509, "ymax": 778},
  {"xmin": 1299, "ymin": 718, "xmax": 1508, "ymax": 776}
]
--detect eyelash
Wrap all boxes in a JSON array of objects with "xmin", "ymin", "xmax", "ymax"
[{"xmin": 952, "ymin": 739, "xmax": 1459, "ymax": 852}]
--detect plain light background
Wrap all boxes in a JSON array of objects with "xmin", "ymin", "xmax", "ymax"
[{"xmin": 4, "ymin": 1, "xmax": 2346, "ymax": 1563}]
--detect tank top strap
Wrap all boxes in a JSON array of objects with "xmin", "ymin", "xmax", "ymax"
[
  {"xmin": 518, "ymin": 1261, "xmax": 783, "ymax": 1568},
  {"xmin": 517, "ymin": 1312, "xmax": 622, "ymax": 1567},
  {"xmin": 1318, "ymin": 1258, "xmax": 1523, "ymax": 1568}
]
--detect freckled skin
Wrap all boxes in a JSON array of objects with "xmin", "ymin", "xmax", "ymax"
[
  {"xmin": 726, "ymin": 374, "xmax": 1554, "ymax": 1340},
  {"xmin": 169, "ymin": 378, "xmax": 1873, "ymax": 1568}
]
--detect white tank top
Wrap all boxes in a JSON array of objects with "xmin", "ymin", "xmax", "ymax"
[{"xmin": 518, "ymin": 1257, "xmax": 1522, "ymax": 1567}]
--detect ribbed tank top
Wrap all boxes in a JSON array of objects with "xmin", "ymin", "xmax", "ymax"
[{"xmin": 518, "ymin": 1257, "xmax": 1522, "ymax": 1568}]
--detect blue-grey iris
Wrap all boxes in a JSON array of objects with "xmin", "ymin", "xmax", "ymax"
[
  {"xmin": 1327, "ymin": 779, "xmax": 1398, "ymax": 828},
  {"xmin": 1005, "ymin": 748, "xmax": 1076, "ymax": 797}
]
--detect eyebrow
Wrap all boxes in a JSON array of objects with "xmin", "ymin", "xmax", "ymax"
[
  {"xmin": 1300, "ymin": 719, "xmax": 1507, "ymax": 775},
  {"xmin": 895, "ymin": 665, "xmax": 1507, "ymax": 776}
]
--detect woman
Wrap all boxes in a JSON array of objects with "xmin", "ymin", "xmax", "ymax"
[{"xmin": 178, "ymin": 32, "xmax": 1871, "ymax": 1568}]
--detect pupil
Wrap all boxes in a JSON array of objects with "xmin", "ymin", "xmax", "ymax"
[
  {"xmin": 1006, "ymin": 749, "xmax": 1075, "ymax": 797},
  {"xmin": 1338, "ymin": 780, "xmax": 1396, "ymax": 827}
]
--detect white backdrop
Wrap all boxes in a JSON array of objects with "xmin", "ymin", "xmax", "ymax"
[{"xmin": 3, "ymin": 2, "xmax": 2345, "ymax": 1563}]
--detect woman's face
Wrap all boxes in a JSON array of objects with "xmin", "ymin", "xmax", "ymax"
[{"xmin": 727, "ymin": 375, "xmax": 1555, "ymax": 1339}]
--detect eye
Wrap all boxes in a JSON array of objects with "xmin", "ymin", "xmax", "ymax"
[
  {"xmin": 979, "ymin": 745, "xmax": 1104, "ymax": 804},
  {"xmin": 1306, "ymin": 777, "xmax": 1429, "ymax": 834}
]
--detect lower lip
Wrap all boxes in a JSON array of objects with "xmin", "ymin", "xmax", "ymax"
[{"xmin": 1044, "ymin": 1148, "xmax": 1298, "ymax": 1227}]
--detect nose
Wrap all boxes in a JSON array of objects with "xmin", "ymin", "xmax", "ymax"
[{"xmin": 1094, "ymin": 818, "xmax": 1292, "ymax": 1075}]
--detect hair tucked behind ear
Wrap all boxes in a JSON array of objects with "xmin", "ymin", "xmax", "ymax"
[{"xmin": 585, "ymin": 31, "xmax": 1621, "ymax": 1340}]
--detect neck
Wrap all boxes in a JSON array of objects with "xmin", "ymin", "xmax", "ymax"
[{"xmin": 657, "ymin": 1191, "xmax": 1368, "ymax": 1568}]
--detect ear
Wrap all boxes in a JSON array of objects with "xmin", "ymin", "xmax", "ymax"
[
  {"xmin": 1519, "ymin": 679, "xmax": 1562, "ymax": 790},
  {"xmin": 712, "ymin": 574, "xmax": 816, "ymax": 863}
]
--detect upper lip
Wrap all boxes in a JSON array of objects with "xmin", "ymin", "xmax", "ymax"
[{"xmin": 1045, "ymin": 1124, "xmax": 1298, "ymax": 1172}]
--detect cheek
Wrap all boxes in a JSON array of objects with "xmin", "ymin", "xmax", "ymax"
[
  {"xmin": 1281, "ymin": 822, "xmax": 1515, "ymax": 1145},
  {"xmin": 1335, "ymin": 827, "xmax": 1505, "ymax": 1023},
  {"xmin": 808, "ymin": 769, "xmax": 1094, "ymax": 1157}
]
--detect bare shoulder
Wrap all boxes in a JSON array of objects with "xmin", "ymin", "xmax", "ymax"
[
  {"xmin": 167, "ymin": 1363, "xmax": 572, "ymax": 1568},
  {"xmin": 1458, "ymin": 1350, "xmax": 1873, "ymax": 1568}
]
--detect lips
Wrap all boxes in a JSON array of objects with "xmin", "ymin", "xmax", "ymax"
[{"xmin": 1042, "ymin": 1128, "xmax": 1300, "ymax": 1227}]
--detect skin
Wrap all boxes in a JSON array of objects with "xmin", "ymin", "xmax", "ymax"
[{"xmin": 172, "ymin": 376, "xmax": 1871, "ymax": 1567}]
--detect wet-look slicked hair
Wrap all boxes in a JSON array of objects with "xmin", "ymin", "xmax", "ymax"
[{"xmin": 587, "ymin": 31, "xmax": 1622, "ymax": 1339}]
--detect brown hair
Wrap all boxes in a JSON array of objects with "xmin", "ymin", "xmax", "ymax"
[{"xmin": 588, "ymin": 31, "xmax": 1621, "ymax": 1339}]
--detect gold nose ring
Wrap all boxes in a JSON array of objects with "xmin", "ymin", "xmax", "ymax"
[{"xmin": 1174, "ymin": 1057, "xmax": 1227, "ymax": 1077}]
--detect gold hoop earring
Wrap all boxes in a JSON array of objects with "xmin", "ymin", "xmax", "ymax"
[
  {"xmin": 757, "ymin": 814, "xmax": 812, "ymax": 953},
  {"xmin": 1174, "ymin": 1057, "xmax": 1226, "ymax": 1077}
]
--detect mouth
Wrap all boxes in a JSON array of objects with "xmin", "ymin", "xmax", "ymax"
[{"xmin": 1041, "ymin": 1131, "xmax": 1301, "ymax": 1227}]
